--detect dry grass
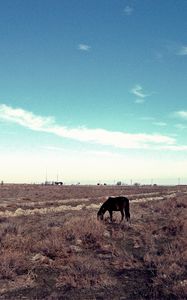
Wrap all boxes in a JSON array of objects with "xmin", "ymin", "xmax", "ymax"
[{"xmin": 0, "ymin": 184, "xmax": 186, "ymax": 299}]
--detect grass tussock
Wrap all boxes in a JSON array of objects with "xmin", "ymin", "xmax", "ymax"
[
  {"xmin": 56, "ymin": 254, "xmax": 116, "ymax": 289},
  {"xmin": 0, "ymin": 250, "xmax": 29, "ymax": 280}
]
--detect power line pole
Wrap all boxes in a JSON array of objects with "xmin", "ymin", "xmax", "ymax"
[{"xmin": 45, "ymin": 169, "xmax": 48, "ymax": 184}]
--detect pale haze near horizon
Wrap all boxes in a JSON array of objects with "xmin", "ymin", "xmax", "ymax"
[{"xmin": 0, "ymin": 1, "xmax": 187, "ymax": 185}]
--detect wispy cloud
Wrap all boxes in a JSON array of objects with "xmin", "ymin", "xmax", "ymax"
[
  {"xmin": 159, "ymin": 41, "xmax": 187, "ymax": 57},
  {"xmin": 174, "ymin": 124, "xmax": 186, "ymax": 130},
  {"xmin": 174, "ymin": 110, "xmax": 187, "ymax": 119},
  {"xmin": 131, "ymin": 84, "xmax": 153, "ymax": 104},
  {"xmin": 0, "ymin": 104, "xmax": 180, "ymax": 151},
  {"xmin": 124, "ymin": 6, "xmax": 133, "ymax": 16},
  {"xmin": 131, "ymin": 85, "xmax": 150, "ymax": 99},
  {"xmin": 0, "ymin": 104, "xmax": 54, "ymax": 130},
  {"xmin": 153, "ymin": 122, "xmax": 167, "ymax": 127},
  {"xmin": 140, "ymin": 116, "xmax": 155, "ymax": 121},
  {"xmin": 78, "ymin": 44, "xmax": 91, "ymax": 51},
  {"xmin": 134, "ymin": 98, "xmax": 145, "ymax": 104},
  {"xmin": 158, "ymin": 145, "xmax": 187, "ymax": 151},
  {"xmin": 178, "ymin": 46, "xmax": 187, "ymax": 56}
]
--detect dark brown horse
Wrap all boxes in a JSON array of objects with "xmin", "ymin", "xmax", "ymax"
[{"xmin": 97, "ymin": 196, "xmax": 130, "ymax": 222}]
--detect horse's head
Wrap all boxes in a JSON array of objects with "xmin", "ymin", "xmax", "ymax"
[
  {"xmin": 97, "ymin": 211, "xmax": 104, "ymax": 220},
  {"xmin": 97, "ymin": 205, "xmax": 105, "ymax": 220}
]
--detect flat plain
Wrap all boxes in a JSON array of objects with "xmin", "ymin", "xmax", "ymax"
[{"xmin": 0, "ymin": 184, "xmax": 186, "ymax": 299}]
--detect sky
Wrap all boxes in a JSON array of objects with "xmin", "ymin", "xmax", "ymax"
[{"xmin": 0, "ymin": 0, "xmax": 187, "ymax": 184}]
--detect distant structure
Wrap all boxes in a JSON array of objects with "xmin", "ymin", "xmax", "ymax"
[
  {"xmin": 116, "ymin": 181, "xmax": 122, "ymax": 186},
  {"xmin": 44, "ymin": 181, "xmax": 51, "ymax": 186},
  {"xmin": 1, "ymin": 180, "xmax": 3, "ymax": 185},
  {"xmin": 54, "ymin": 181, "xmax": 63, "ymax": 185}
]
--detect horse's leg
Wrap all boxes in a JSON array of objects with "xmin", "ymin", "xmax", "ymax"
[
  {"xmin": 109, "ymin": 210, "xmax": 113, "ymax": 222},
  {"xmin": 120, "ymin": 209, "xmax": 124, "ymax": 222}
]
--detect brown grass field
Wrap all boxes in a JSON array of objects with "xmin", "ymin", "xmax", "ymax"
[{"xmin": 0, "ymin": 184, "xmax": 186, "ymax": 299}]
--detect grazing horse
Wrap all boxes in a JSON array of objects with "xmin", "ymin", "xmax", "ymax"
[{"xmin": 97, "ymin": 196, "xmax": 130, "ymax": 223}]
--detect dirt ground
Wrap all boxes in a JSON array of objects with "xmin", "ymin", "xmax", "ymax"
[{"xmin": 0, "ymin": 184, "xmax": 186, "ymax": 299}]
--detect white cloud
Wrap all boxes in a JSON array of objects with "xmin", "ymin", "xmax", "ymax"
[
  {"xmin": 158, "ymin": 145, "xmax": 187, "ymax": 151},
  {"xmin": 131, "ymin": 85, "xmax": 150, "ymax": 99},
  {"xmin": 124, "ymin": 6, "xmax": 133, "ymax": 15},
  {"xmin": 153, "ymin": 122, "xmax": 167, "ymax": 127},
  {"xmin": 50, "ymin": 126, "xmax": 175, "ymax": 149},
  {"xmin": 140, "ymin": 116, "xmax": 155, "ymax": 121},
  {"xmin": 178, "ymin": 46, "xmax": 187, "ymax": 56},
  {"xmin": 0, "ymin": 104, "xmax": 53, "ymax": 130},
  {"xmin": 78, "ymin": 44, "xmax": 91, "ymax": 51},
  {"xmin": 174, "ymin": 111, "xmax": 187, "ymax": 119},
  {"xmin": 174, "ymin": 124, "xmax": 186, "ymax": 130},
  {"xmin": 134, "ymin": 98, "xmax": 145, "ymax": 104},
  {"xmin": 1, "ymin": 104, "xmax": 186, "ymax": 151}
]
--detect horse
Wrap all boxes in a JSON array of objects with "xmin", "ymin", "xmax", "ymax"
[{"xmin": 97, "ymin": 196, "xmax": 130, "ymax": 223}]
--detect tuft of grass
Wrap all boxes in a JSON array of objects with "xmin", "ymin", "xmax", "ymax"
[
  {"xmin": 56, "ymin": 254, "xmax": 116, "ymax": 289},
  {"xmin": 0, "ymin": 250, "xmax": 29, "ymax": 280}
]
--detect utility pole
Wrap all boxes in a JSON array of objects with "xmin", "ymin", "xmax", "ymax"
[{"xmin": 45, "ymin": 169, "xmax": 48, "ymax": 184}]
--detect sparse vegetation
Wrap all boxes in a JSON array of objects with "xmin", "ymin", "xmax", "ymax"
[{"xmin": 0, "ymin": 184, "xmax": 186, "ymax": 299}]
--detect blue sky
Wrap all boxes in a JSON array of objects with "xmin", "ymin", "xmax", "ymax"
[{"xmin": 0, "ymin": 0, "xmax": 187, "ymax": 184}]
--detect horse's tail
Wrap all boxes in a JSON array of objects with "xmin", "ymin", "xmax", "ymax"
[{"xmin": 124, "ymin": 198, "xmax": 130, "ymax": 221}]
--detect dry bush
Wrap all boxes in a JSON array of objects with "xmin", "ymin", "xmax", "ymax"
[
  {"xmin": 0, "ymin": 250, "xmax": 29, "ymax": 280},
  {"xmin": 56, "ymin": 254, "xmax": 116, "ymax": 289},
  {"xmin": 161, "ymin": 217, "xmax": 184, "ymax": 237},
  {"xmin": 111, "ymin": 250, "xmax": 142, "ymax": 271},
  {"xmin": 32, "ymin": 228, "xmax": 68, "ymax": 260},
  {"xmin": 0, "ymin": 217, "xmax": 6, "ymax": 223},
  {"xmin": 144, "ymin": 242, "xmax": 185, "ymax": 279},
  {"xmin": 0, "ymin": 220, "xmax": 18, "ymax": 238},
  {"xmin": 1, "ymin": 228, "xmax": 33, "ymax": 254},
  {"xmin": 175, "ymin": 195, "xmax": 187, "ymax": 208},
  {"xmin": 172, "ymin": 280, "xmax": 187, "ymax": 299},
  {"xmin": 142, "ymin": 198, "xmax": 187, "ymax": 298},
  {"xmin": 62, "ymin": 214, "xmax": 106, "ymax": 248}
]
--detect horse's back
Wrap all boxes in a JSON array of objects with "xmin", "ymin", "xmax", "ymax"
[
  {"xmin": 106, "ymin": 196, "xmax": 129, "ymax": 210},
  {"xmin": 108, "ymin": 196, "xmax": 129, "ymax": 204}
]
